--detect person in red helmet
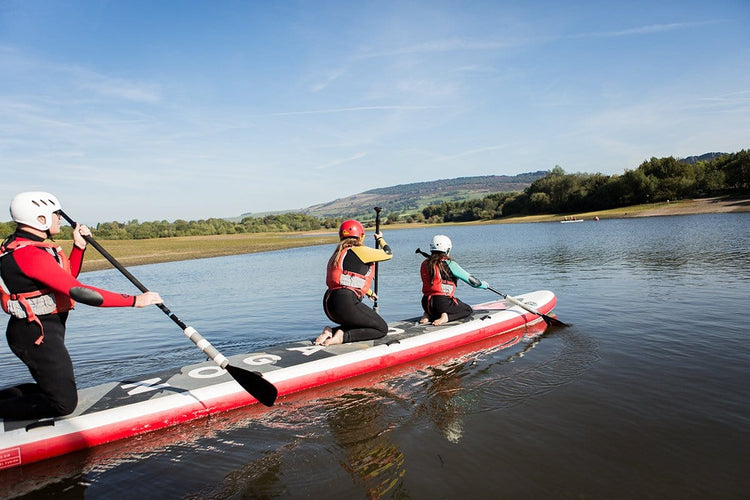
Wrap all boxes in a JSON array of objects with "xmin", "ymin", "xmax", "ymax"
[
  {"xmin": 315, "ymin": 219, "xmax": 393, "ymax": 346},
  {"xmin": 0, "ymin": 191, "xmax": 163, "ymax": 420}
]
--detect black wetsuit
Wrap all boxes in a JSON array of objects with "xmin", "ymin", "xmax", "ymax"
[
  {"xmin": 324, "ymin": 249, "xmax": 388, "ymax": 343},
  {"xmin": 421, "ymin": 294, "xmax": 473, "ymax": 323},
  {"xmin": 1, "ymin": 230, "xmax": 136, "ymax": 420}
]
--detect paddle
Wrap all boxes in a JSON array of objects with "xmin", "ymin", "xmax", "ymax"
[
  {"xmin": 487, "ymin": 287, "xmax": 568, "ymax": 327},
  {"xmin": 59, "ymin": 211, "xmax": 278, "ymax": 407},
  {"xmin": 373, "ymin": 206, "xmax": 382, "ymax": 313},
  {"xmin": 415, "ymin": 248, "xmax": 567, "ymax": 327}
]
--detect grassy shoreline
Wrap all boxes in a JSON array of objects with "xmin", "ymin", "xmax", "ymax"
[{"xmin": 47, "ymin": 195, "xmax": 748, "ymax": 273}]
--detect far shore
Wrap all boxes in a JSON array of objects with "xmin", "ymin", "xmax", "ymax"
[{"xmin": 51, "ymin": 194, "xmax": 748, "ymax": 272}]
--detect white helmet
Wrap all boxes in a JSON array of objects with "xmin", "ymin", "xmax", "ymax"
[
  {"xmin": 430, "ymin": 234, "xmax": 452, "ymax": 254},
  {"xmin": 9, "ymin": 191, "xmax": 62, "ymax": 231}
]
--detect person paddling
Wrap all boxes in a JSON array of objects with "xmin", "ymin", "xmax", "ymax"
[
  {"xmin": 0, "ymin": 191, "xmax": 163, "ymax": 420},
  {"xmin": 418, "ymin": 235, "xmax": 488, "ymax": 326},
  {"xmin": 315, "ymin": 219, "xmax": 393, "ymax": 346}
]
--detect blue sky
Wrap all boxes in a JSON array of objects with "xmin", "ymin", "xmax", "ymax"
[{"xmin": 1, "ymin": 1, "xmax": 748, "ymax": 224}]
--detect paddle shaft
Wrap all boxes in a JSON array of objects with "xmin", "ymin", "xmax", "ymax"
[
  {"xmin": 373, "ymin": 206, "xmax": 382, "ymax": 312},
  {"xmin": 59, "ymin": 211, "xmax": 278, "ymax": 406},
  {"xmin": 488, "ymin": 287, "xmax": 568, "ymax": 327},
  {"xmin": 60, "ymin": 212, "xmax": 196, "ymax": 330}
]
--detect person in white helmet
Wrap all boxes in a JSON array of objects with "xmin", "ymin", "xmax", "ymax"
[
  {"xmin": 0, "ymin": 191, "xmax": 163, "ymax": 420},
  {"xmin": 419, "ymin": 235, "xmax": 488, "ymax": 326}
]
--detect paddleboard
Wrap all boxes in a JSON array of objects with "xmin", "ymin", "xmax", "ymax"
[{"xmin": 0, "ymin": 289, "xmax": 557, "ymax": 470}]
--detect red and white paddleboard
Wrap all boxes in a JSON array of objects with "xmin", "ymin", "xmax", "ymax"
[{"xmin": 0, "ymin": 290, "xmax": 557, "ymax": 470}]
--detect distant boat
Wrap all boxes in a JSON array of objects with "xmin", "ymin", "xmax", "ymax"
[{"xmin": 561, "ymin": 217, "xmax": 583, "ymax": 223}]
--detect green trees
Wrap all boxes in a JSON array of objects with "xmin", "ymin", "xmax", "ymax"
[
  {"xmin": 420, "ymin": 149, "xmax": 748, "ymax": 220},
  {"xmin": 82, "ymin": 213, "xmax": 342, "ymax": 239},
  {"xmin": 0, "ymin": 222, "xmax": 16, "ymax": 237},
  {"xmin": 719, "ymin": 149, "xmax": 750, "ymax": 190}
]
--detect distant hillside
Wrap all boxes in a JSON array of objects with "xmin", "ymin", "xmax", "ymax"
[
  {"xmin": 294, "ymin": 172, "xmax": 546, "ymax": 220},
  {"xmin": 235, "ymin": 153, "xmax": 730, "ymax": 221},
  {"xmin": 680, "ymin": 152, "xmax": 727, "ymax": 164}
]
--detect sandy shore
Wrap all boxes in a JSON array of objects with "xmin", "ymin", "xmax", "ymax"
[{"xmin": 626, "ymin": 195, "xmax": 750, "ymax": 217}]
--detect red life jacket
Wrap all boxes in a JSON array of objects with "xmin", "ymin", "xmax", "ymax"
[
  {"xmin": 0, "ymin": 239, "xmax": 76, "ymax": 345},
  {"xmin": 421, "ymin": 257, "xmax": 456, "ymax": 297},
  {"xmin": 326, "ymin": 247, "xmax": 374, "ymax": 299}
]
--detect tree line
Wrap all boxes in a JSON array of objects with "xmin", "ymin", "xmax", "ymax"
[
  {"xmin": 1, "ymin": 150, "xmax": 747, "ymax": 239},
  {"xmin": 88, "ymin": 213, "xmax": 343, "ymax": 240},
  {"xmin": 0, "ymin": 213, "xmax": 342, "ymax": 241},
  {"xmin": 403, "ymin": 149, "xmax": 749, "ymax": 223}
]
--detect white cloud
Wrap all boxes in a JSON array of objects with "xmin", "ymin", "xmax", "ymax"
[
  {"xmin": 567, "ymin": 21, "xmax": 725, "ymax": 39},
  {"xmin": 314, "ymin": 152, "xmax": 368, "ymax": 170}
]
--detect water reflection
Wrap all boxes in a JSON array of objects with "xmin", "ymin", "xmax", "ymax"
[
  {"xmin": 323, "ymin": 390, "xmax": 407, "ymax": 498},
  {"xmin": 414, "ymin": 363, "xmax": 476, "ymax": 444},
  {"xmin": 172, "ymin": 324, "xmax": 553, "ymax": 499}
]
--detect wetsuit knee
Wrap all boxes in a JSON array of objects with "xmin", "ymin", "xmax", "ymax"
[
  {"xmin": 0, "ymin": 386, "xmax": 24, "ymax": 399},
  {"xmin": 51, "ymin": 390, "xmax": 78, "ymax": 416}
]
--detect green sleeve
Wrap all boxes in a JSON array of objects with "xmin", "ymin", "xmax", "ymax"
[{"xmin": 447, "ymin": 260, "xmax": 488, "ymax": 289}]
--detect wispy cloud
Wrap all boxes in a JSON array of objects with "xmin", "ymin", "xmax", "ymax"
[
  {"xmin": 315, "ymin": 152, "xmax": 367, "ymax": 169},
  {"xmin": 77, "ymin": 70, "xmax": 162, "ymax": 103},
  {"xmin": 436, "ymin": 144, "xmax": 508, "ymax": 162},
  {"xmin": 1, "ymin": 47, "xmax": 161, "ymax": 104},
  {"xmin": 356, "ymin": 37, "xmax": 522, "ymax": 59},
  {"xmin": 310, "ymin": 68, "xmax": 348, "ymax": 93},
  {"xmin": 567, "ymin": 21, "xmax": 724, "ymax": 40},
  {"xmin": 699, "ymin": 89, "xmax": 750, "ymax": 103},
  {"xmin": 264, "ymin": 105, "xmax": 444, "ymax": 117}
]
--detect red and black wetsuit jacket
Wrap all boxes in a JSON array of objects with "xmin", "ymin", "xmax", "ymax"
[
  {"xmin": 420, "ymin": 256, "xmax": 458, "ymax": 298},
  {"xmin": 1, "ymin": 230, "xmax": 137, "ymax": 343}
]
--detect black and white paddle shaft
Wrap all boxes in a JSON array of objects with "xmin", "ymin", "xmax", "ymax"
[
  {"xmin": 488, "ymin": 287, "xmax": 568, "ymax": 327},
  {"xmin": 59, "ymin": 210, "xmax": 278, "ymax": 406},
  {"xmin": 373, "ymin": 206, "xmax": 382, "ymax": 312}
]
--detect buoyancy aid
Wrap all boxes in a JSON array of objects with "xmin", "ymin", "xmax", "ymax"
[
  {"xmin": 326, "ymin": 247, "xmax": 374, "ymax": 299},
  {"xmin": 0, "ymin": 239, "xmax": 76, "ymax": 345},
  {"xmin": 421, "ymin": 257, "xmax": 457, "ymax": 297}
]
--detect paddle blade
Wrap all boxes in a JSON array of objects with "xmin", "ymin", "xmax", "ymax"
[
  {"xmin": 542, "ymin": 314, "xmax": 569, "ymax": 327},
  {"xmin": 225, "ymin": 365, "xmax": 278, "ymax": 407}
]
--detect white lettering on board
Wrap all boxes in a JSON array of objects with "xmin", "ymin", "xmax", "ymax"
[
  {"xmin": 242, "ymin": 353, "xmax": 282, "ymax": 366},
  {"xmin": 121, "ymin": 378, "xmax": 171, "ymax": 395},
  {"xmin": 188, "ymin": 366, "xmax": 226, "ymax": 379},
  {"xmin": 287, "ymin": 345, "xmax": 326, "ymax": 356},
  {"xmin": 0, "ymin": 447, "xmax": 21, "ymax": 470}
]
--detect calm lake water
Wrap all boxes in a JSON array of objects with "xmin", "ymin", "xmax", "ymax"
[{"xmin": 2, "ymin": 213, "xmax": 749, "ymax": 499}]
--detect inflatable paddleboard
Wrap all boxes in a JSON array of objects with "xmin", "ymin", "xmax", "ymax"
[{"xmin": 0, "ymin": 290, "xmax": 557, "ymax": 470}]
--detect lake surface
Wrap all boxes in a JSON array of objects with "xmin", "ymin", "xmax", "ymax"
[{"xmin": 2, "ymin": 213, "xmax": 748, "ymax": 498}]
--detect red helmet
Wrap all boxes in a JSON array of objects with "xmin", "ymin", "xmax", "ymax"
[{"xmin": 338, "ymin": 219, "xmax": 364, "ymax": 240}]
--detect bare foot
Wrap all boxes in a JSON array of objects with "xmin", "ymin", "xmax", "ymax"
[
  {"xmin": 314, "ymin": 326, "xmax": 333, "ymax": 345},
  {"xmin": 323, "ymin": 329, "xmax": 344, "ymax": 346},
  {"xmin": 419, "ymin": 314, "xmax": 429, "ymax": 324},
  {"xmin": 432, "ymin": 313, "xmax": 449, "ymax": 326}
]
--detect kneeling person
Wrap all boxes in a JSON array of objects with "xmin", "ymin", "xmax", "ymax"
[
  {"xmin": 316, "ymin": 220, "xmax": 393, "ymax": 346},
  {"xmin": 419, "ymin": 235, "xmax": 488, "ymax": 326},
  {"xmin": 0, "ymin": 191, "xmax": 163, "ymax": 420}
]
